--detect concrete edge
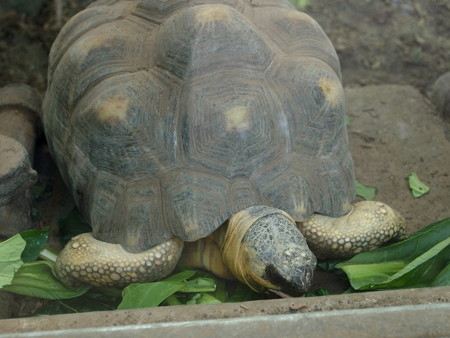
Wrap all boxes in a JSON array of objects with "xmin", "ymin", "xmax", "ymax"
[
  {"xmin": 1, "ymin": 303, "xmax": 449, "ymax": 338},
  {"xmin": 0, "ymin": 286, "xmax": 449, "ymax": 335}
]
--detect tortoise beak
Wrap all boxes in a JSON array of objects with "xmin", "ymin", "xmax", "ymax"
[{"xmin": 264, "ymin": 263, "xmax": 315, "ymax": 297}]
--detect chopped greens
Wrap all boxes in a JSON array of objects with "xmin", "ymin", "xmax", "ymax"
[
  {"xmin": 355, "ymin": 180, "xmax": 377, "ymax": 200},
  {"xmin": 408, "ymin": 172, "xmax": 430, "ymax": 198},
  {"xmin": 0, "ymin": 215, "xmax": 449, "ymax": 314}
]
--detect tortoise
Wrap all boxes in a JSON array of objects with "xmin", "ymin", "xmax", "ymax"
[{"xmin": 42, "ymin": 0, "xmax": 406, "ymax": 296}]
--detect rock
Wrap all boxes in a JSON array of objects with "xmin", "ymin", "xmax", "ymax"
[
  {"xmin": 429, "ymin": 71, "xmax": 450, "ymax": 120},
  {"xmin": 0, "ymin": 84, "xmax": 41, "ymax": 237}
]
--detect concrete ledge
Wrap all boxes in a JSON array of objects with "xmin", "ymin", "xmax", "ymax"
[
  {"xmin": 1, "ymin": 303, "xmax": 449, "ymax": 337},
  {"xmin": 0, "ymin": 287, "xmax": 448, "ymax": 336}
]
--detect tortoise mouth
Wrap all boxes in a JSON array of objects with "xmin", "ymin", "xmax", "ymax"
[{"xmin": 264, "ymin": 263, "xmax": 314, "ymax": 297}]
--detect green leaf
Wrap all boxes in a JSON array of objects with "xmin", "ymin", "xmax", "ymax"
[
  {"xmin": 1, "ymin": 261, "xmax": 91, "ymax": 299},
  {"xmin": 179, "ymin": 277, "xmax": 216, "ymax": 293},
  {"xmin": 32, "ymin": 182, "xmax": 52, "ymax": 201},
  {"xmin": 186, "ymin": 293, "xmax": 202, "ymax": 305},
  {"xmin": 186, "ymin": 293, "xmax": 222, "ymax": 305},
  {"xmin": 209, "ymin": 277, "xmax": 228, "ymax": 302},
  {"xmin": 408, "ymin": 172, "xmax": 430, "ymax": 198},
  {"xmin": 228, "ymin": 282, "xmax": 261, "ymax": 302},
  {"xmin": 181, "ymin": 269, "xmax": 229, "ymax": 302},
  {"xmin": 431, "ymin": 263, "xmax": 450, "ymax": 287},
  {"xmin": 344, "ymin": 115, "xmax": 350, "ymax": 126},
  {"xmin": 338, "ymin": 261, "xmax": 406, "ymax": 290},
  {"xmin": 0, "ymin": 234, "xmax": 26, "ymax": 288},
  {"xmin": 336, "ymin": 218, "xmax": 450, "ymax": 290},
  {"xmin": 355, "ymin": 180, "xmax": 377, "ymax": 200},
  {"xmin": 197, "ymin": 293, "xmax": 222, "ymax": 304},
  {"xmin": 163, "ymin": 269, "xmax": 196, "ymax": 282},
  {"xmin": 118, "ymin": 270, "xmax": 217, "ymax": 309},
  {"xmin": 305, "ymin": 288, "xmax": 330, "ymax": 297},
  {"xmin": 317, "ymin": 260, "xmax": 344, "ymax": 271},
  {"xmin": 377, "ymin": 239, "xmax": 449, "ymax": 287},
  {"xmin": 118, "ymin": 281, "xmax": 184, "ymax": 309},
  {"xmin": 288, "ymin": 0, "xmax": 311, "ymax": 10},
  {"xmin": 20, "ymin": 228, "xmax": 50, "ymax": 262},
  {"xmin": 341, "ymin": 217, "xmax": 450, "ymax": 265},
  {"xmin": 164, "ymin": 294, "xmax": 183, "ymax": 306}
]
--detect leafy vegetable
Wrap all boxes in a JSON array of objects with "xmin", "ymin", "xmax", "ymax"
[
  {"xmin": 0, "ymin": 234, "xmax": 26, "ymax": 288},
  {"xmin": 431, "ymin": 263, "xmax": 450, "ymax": 287},
  {"xmin": 355, "ymin": 180, "xmax": 377, "ymax": 200},
  {"xmin": 1, "ymin": 261, "xmax": 90, "ymax": 299},
  {"xmin": 289, "ymin": 0, "xmax": 311, "ymax": 10},
  {"xmin": 187, "ymin": 293, "xmax": 222, "ymax": 304},
  {"xmin": 118, "ymin": 270, "xmax": 215, "ymax": 309},
  {"xmin": 227, "ymin": 282, "xmax": 261, "ymax": 303},
  {"xmin": 408, "ymin": 172, "xmax": 430, "ymax": 198},
  {"xmin": 119, "ymin": 281, "xmax": 186, "ymax": 309},
  {"xmin": 164, "ymin": 269, "xmax": 196, "ymax": 282},
  {"xmin": 2, "ymin": 212, "xmax": 448, "ymax": 315},
  {"xmin": 179, "ymin": 277, "xmax": 216, "ymax": 293},
  {"xmin": 336, "ymin": 217, "xmax": 450, "ymax": 290},
  {"xmin": 32, "ymin": 183, "xmax": 52, "ymax": 201},
  {"xmin": 1, "ymin": 228, "xmax": 90, "ymax": 299},
  {"xmin": 20, "ymin": 228, "xmax": 50, "ymax": 262},
  {"xmin": 344, "ymin": 115, "xmax": 350, "ymax": 126},
  {"xmin": 305, "ymin": 288, "xmax": 330, "ymax": 297}
]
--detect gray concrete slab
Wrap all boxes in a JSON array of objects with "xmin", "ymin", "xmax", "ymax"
[
  {"xmin": 1, "ymin": 287, "xmax": 449, "ymax": 336},
  {"xmin": 1, "ymin": 303, "xmax": 449, "ymax": 338}
]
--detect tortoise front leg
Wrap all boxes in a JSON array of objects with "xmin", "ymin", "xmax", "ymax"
[
  {"xmin": 56, "ymin": 233, "xmax": 184, "ymax": 287},
  {"xmin": 298, "ymin": 201, "xmax": 406, "ymax": 260}
]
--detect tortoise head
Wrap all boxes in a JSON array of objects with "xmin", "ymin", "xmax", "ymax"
[{"xmin": 222, "ymin": 206, "xmax": 317, "ymax": 296}]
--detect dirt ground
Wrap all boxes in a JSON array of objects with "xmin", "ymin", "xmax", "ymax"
[
  {"xmin": 0, "ymin": 0, "xmax": 449, "ymax": 318},
  {"xmin": 1, "ymin": 0, "xmax": 450, "ymax": 92}
]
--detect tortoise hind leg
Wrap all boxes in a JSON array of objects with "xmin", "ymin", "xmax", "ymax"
[
  {"xmin": 56, "ymin": 233, "xmax": 184, "ymax": 287},
  {"xmin": 298, "ymin": 201, "xmax": 406, "ymax": 260}
]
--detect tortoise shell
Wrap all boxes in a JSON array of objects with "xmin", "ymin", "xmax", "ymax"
[{"xmin": 43, "ymin": 0, "xmax": 354, "ymax": 253}]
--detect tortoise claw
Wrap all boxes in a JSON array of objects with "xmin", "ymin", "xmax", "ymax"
[{"xmin": 298, "ymin": 201, "xmax": 406, "ymax": 260}]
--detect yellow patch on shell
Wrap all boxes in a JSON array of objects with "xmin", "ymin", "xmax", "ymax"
[
  {"xmin": 195, "ymin": 5, "xmax": 232, "ymax": 24},
  {"xmin": 224, "ymin": 106, "xmax": 251, "ymax": 133},
  {"xmin": 318, "ymin": 77, "xmax": 343, "ymax": 108},
  {"xmin": 73, "ymin": 34, "xmax": 110, "ymax": 59},
  {"xmin": 96, "ymin": 93, "xmax": 129, "ymax": 123},
  {"xmin": 284, "ymin": 9, "xmax": 316, "ymax": 24}
]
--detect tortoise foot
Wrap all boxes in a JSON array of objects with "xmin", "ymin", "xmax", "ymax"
[
  {"xmin": 299, "ymin": 201, "xmax": 406, "ymax": 260},
  {"xmin": 56, "ymin": 233, "xmax": 184, "ymax": 287}
]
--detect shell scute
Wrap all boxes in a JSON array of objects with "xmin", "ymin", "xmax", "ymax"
[{"xmin": 161, "ymin": 169, "xmax": 230, "ymax": 243}]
